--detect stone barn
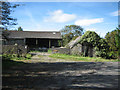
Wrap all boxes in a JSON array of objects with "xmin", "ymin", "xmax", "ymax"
[
  {"xmin": 2, "ymin": 31, "xmax": 62, "ymax": 51},
  {"xmin": 52, "ymin": 36, "xmax": 95, "ymax": 57}
]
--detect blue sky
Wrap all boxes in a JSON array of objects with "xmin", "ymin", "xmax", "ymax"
[{"xmin": 11, "ymin": 2, "xmax": 118, "ymax": 37}]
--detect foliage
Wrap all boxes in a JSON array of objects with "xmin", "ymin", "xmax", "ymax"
[
  {"xmin": 30, "ymin": 50, "xmax": 41, "ymax": 52},
  {"xmin": 61, "ymin": 25, "xmax": 84, "ymax": 46},
  {"xmin": 95, "ymin": 39, "xmax": 109, "ymax": 58},
  {"xmin": 105, "ymin": 29, "xmax": 119, "ymax": 58},
  {"xmin": 62, "ymin": 32, "xmax": 73, "ymax": 46},
  {"xmin": 49, "ymin": 53, "xmax": 119, "ymax": 62},
  {"xmin": 2, "ymin": 53, "xmax": 32, "ymax": 61},
  {"xmin": 1, "ymin": 1, "xmax": 19, "ymax": 29},
  {"xmin": 58, "ymin": 40, "xmax": 62, "ymax": 46},
  {"xmin": 78, "ymin": 31, "xmax": 101, "ymax": 57},
  {"xmin": 18, "ymin": 26, "xmax": 23, "ymax": 31},
  {"xmin": 48, "ymin": 49, "xmax": 52, "ymax": 54},
  {"xmin": 72, "ymin": 35, "xmax": 79, "ymax": 40},
  {"xmin": 78, "ymin": 31, "xmax": 110, "ymax": 58},
  {"xmin": 2, "ymin": 54, "xmax": 12, "ymax": 60},
  {"xmin": 79, "ymin": 31, "xmax": 101, "ymax": 46},
  {"xmin": 115, "ymin": 28, "xmax": 120, "ymax": 59},
  {"xmin": 25, "ymin": 54, "xmax": 32, "ymax": 59}
]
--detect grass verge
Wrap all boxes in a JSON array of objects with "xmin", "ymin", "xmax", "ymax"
[
  {"xmin": 49, "ymin": 53, "xmax": 120, "ymax": 62},
  {"xmin": 48, "ymin": 49, "xmax": 52, "ymax": 54}
]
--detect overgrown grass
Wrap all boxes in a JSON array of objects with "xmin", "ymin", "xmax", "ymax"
[
  {"xmin": 9, "ymin": 53, "xmax": 32, "ymax": 60},
  {"xmin": 38, "ymin": 55, "xmax": 43, "ymax": 58},
  {"xmin": 48, "ymin": 49, "xmax": 52, "ymax": 54},
  {"xmin": 49, "ymin": 53, "xmax": 120, "ymax": 62},
  {"xmin": 30, "ymin": 50, "xmax": 41, "ymax": 53}
]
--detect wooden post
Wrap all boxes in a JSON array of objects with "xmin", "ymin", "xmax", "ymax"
[
  {"xmin": 36, "ymin": 38, "xmax": 38, "ymax": 45},
  {"xmin": 49, "ymin": 40, "xmax": 51, "ymax": 48},
  {"xmin": 24, "ymin": 38, "xmax": 26, "ymax": 45},
  {"xmin": 61, "ymin": 40, "xmax": 62, "ymax": 47}
]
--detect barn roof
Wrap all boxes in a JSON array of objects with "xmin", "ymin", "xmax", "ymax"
[
  {"xmin": 4, "ymin": 31, "xmax": 62, "ymax": 39},
  {"xmin": 66, "ymin": 36, "xmax": 81, "ymax": 49}
]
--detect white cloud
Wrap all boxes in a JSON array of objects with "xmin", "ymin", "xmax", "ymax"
[
  {"xmin": 75, "ymin": 18, "xmax": 104, "ymax": 26},
  {"xmin": 111, "ymin": 10, "xmax": 120, "ymax": 16},
  {"xmin": 44, "ymin": 10, "xmax": 77, "ymax": 23},
  {"xmin": 86, "ymin": 28, "xmax": 97, "ymax": 31}
]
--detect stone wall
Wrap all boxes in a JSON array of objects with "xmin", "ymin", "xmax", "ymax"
[
  {"xmin": 2, "ymin": 45, "xmax": 28, "ymax": 55},
  {"xmin": 51, "ymin": 44, "xmax": 96, "ymax": 57},
  {"xmin": 51, "ymin": 47, "xmax": 70, "ymax": 54},
  {"xmin": 70, "ymin": 44, "xmax": 83, "ymax": 55}
]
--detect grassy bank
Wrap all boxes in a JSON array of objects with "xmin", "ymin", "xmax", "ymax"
[{"xmin": 49, "ymin": 53, "xmax": 120, "ymax": 62}]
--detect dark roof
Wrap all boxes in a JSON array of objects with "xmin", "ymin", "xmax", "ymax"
[{"xmin": 5, "ymin": 31, "xmax": 62, "ymax": 39}]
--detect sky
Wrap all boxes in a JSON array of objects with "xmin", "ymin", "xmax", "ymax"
[{"xmin": 10, "ymin": 2, "xmax": 119, "ymax": 38}]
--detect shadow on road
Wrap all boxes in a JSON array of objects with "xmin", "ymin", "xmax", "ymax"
[{"xmin": 2, "ymin": 61, "xmax": 119, "ymax": 90}]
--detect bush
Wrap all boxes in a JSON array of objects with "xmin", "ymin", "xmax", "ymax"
[
  {"xmin": 2, "ymin": 53, "xmax": 32, "ymax": 60},
  {"xmin": 95, "ymin": 39, "xmax": 109, "ymax": 59},
  {"xmin": 25, "ymin": 53, "xmax": 32, "ymax": 59},
  {"xmin": 105, "ymin": 29, "xmax": 119, "ymax": 59},
  {"xmin": 48, "ymin": 49, "xmax": 52, "ymax": 54},
  {"xmin": 2, "ymin": 54, "xmax": 12, "ymax": 60}
]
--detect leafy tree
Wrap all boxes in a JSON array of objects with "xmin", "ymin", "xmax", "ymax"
[
  {"xmin": 18, "ymin": 26, "xmax": 23, "ymax": 31},
  {"xmin": 61, "ymin": 25, "xmax": 84, "ymax": 46},
  {"xmin": 115, "ymin": 28, "xmax": 120, "ymax": 59},
  {"xmin": 95, "ymin": 39, "xmax": 109, "ymax": 58},
  {"xmin": 1, "ymin": 1, "xmax": 19, "ymax": 29},
  {"xmin": 105, "ymin": 29, "xmax": 118, "ymax": 58}
]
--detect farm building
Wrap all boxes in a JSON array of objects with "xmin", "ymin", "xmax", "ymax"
[
  {"xmin": 2, "ymin": 31, "xmax": 62, "ymax": 51},
  {"xmin": 52, "ymin": 36, "xmax": 95, "ymax": 57}
]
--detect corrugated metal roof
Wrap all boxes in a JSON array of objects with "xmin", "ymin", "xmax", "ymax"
[{"xmin": 4, "ymin": 31, "xmax": 62, "ymax": 39}]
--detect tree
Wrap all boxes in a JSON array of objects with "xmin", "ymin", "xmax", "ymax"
[
  {"xmin": 18, "ymin": 26, "xmax": 23, "ymax": 31},
  {"xmin": 95, "ymin": 39, "xmax": 109, "ymax": 58},
  {"xmin": 61, "ymin": 25, "xmax": 84, "ymax": 46},
  {"xmin": 1, "ymin": 1, "xmax": 19, "ymax": 29},
  {"xmin": 115, "ymin": 28, "xmax": 120, "ymax": 60},
  {"xmin": 105, "ymin": 29, "xmax": 118, "ymax": 58}
]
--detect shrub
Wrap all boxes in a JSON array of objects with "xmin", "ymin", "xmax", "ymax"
[
  {"xmin": 105, "ymin": 29, "xmax": 119, "ymax": 59},
  {"xmin": 2, "ymin": 53, "xmax": 32, "ymax": 61},
  {"xmin": 2, "ymin": 54, "xmax": 12, "ymax": 60},
  {"xmin": 48, "ymin": 49, "xmax": 52, "ymax": 54},
  {"xmin": 25, "ymin": 53, "xmax": 32, "ymax": 59},
  {"xmin": 95, "ymin": 39, "xmax": 109, "ymax": 59}
]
